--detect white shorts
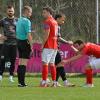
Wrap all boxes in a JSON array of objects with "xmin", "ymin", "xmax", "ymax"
[
  {"xmin": 42, "ymin": 48, "xmax": 57, "ymax": 64},
  {"xmin": 89, "ymin": 57, "xmax": 100, "ymax": 69}
]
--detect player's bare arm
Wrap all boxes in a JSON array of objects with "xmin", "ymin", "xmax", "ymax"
[
  {"xmin": 42, "ymin": 29, "xmax": 50, "ymax": 48},
  {"xmin": 63, "ymin": 53, "xmax": 83, "ymax": 64},
  {"xmin": 71, "ymin": 45, "xmax": 79, "ymax": 53},
  {"xmin": 0, "ymin": 34, "xmax": 7, "ymax": 40},
  {"xmin": 28, "ymin": 33, "xmax": 33, "ymax": 47},
  {"xmin": 59, "ymin": 37, "xmax": 73, "ymax": 45},
  {"xmin": 59, "ymin": 36, "xmax": 78, "ymax": 52},
  {"xmin": 0, "ymin": 21, "xmax": 7, "ymax": 40}
]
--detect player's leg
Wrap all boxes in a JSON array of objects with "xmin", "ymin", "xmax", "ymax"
[
  {"xmin": 49, "ymin": 49, "xmax": 57, "ymax": 87},
  {"xmin": 17, "ymin": 40, "xmax": 31, "ymax": 87},
  {"xmin": 56, "ymin": 67, "xmax": 61, "ymax": 86},
  {"xmin": 55, "ymin": 51, "xmax": 62, "ymax": 86},
  {"xmin": 57, "ymin": 62, "xmax": 75, "ymax": 87},
  {"xmin": 3, "ymin": 45, "xmax": 14, "ymax": 82},
  {"xmin": 0, "ymin": 57, "xmax": 5, "ymax": 81},
  {"xmin": 55, "ymin": 51, "xmax": 62, "ymax": 83},
  {"xmin": 55, "ymin": 51, "xmax": 75, "ymax": 87},
  {"xmin": 8, "ymin": 45, "xmax": 17, "ymax": 82},
  {"xmin": 84, "ymin": 64, "xmax": 93, "ymax": 87},
  {"xmin": 41, "ymin": 49, "xmax": 50, "ymax": 87},
  {"xmin": 84, "ymin": 58, "xmax": 100, "ymax": 87},
  {"xmin": 0, "ymin": 57, "xmax": 5, "ymax": 80},
  {"xmin": 50, "ymin": 50, "xmax": 74, "ymax": 87},
  {"xmin": 0, "ymin": 44, "xmax": 7, "ymax": 81},
  {"xmin": 0, "ymin": 44, "xmax": 5, "ymax": 81},
  {"xmin": 18, "ymin": 59, "xmax": 28, "ymax": 86},
  {"xmin": 55, "ymin": 52, "xmax": 67, "ymax": 85}
]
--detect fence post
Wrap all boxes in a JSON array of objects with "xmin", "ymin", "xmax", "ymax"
[
  {"xmin": 19, "ymin": 0, "xmax": 23, "ymax": 17},
  {"xmin": 96, "ymin": 0, "xmax": 99, "ymax": 44}
]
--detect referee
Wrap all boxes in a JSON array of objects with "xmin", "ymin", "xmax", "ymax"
[{"xmin": 16, "ymin": 6, "xmax": 33, "ymax": 87}]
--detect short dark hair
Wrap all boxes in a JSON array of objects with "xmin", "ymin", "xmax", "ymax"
[
  {"xmin": 74, "ymin": 40, "xmax": 84, "ymax": 45},
  {"xmin": 7, "ymin": 5, "xmax": 14, "ymax": 9},
  {"xmin": 22, "ymin": 6, "xmax": 32, "ymax": 13},
  {"xmin": 43, "ymin": 6, "xmax": 54, "ymax": 15},
  {"xmin": 55, "ymin": 13, "xmax": 65, "ymax": 20}
]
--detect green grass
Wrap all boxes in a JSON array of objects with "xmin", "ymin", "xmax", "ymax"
[{"xmin": 0, "ymin": 75, "xmax": 100, "ymax": 100}]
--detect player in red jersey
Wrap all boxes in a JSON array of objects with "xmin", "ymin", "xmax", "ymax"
[
  {"xmin": 63, "ymin": 40, "xmax": 100, "ymax": 87},
  {"xmin": 40, "ymin": 7, "xmax": 58, "ymax": 87}
]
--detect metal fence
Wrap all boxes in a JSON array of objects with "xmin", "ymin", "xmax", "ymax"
[{"xmin": 0, "ymin": 0, "xmax": 100, "ymax": 43}]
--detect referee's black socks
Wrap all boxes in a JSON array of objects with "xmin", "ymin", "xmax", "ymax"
[
  {"xmin": 17, "ymin": 65, "xmax": 26, "ymax": 85},
  {"xmin": 56, "ymin": 67, "xmax": 67, "ymax": 81}
]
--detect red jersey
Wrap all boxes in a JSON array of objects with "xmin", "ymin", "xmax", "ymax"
[
  {"xmin": 43, "ymin": 16, "xmax": 58, "ymax": 49},
  {"xmin": 82, "ymin": 43, "xmax": 100, "ymax": 58}
]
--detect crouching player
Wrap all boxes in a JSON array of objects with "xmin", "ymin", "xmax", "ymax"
[
  {"xmin": 63, "ymin": 40, "xmax": 100, "ymax": 87},
  {"xmin": 55, "ymin": 14, "xmax": 75, "ymax": 87}
]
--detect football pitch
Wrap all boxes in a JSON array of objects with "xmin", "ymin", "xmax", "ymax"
[{"xmin": 0, "ymin": 75, "xmax": 100, "ymax": 100}]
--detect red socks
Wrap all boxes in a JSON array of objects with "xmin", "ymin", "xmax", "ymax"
[
  {"xmin": 85, "ymin": 69, "xmax": 93, "ymax": 84},
  {"xmin": 50, "ymin": 65, "xmax": 56, "ymax": 81},
  {"xmin": 42, "ymin": 64, "xmax": 56, "ymax": 81},
  {"xmin": 42, "ymin": 65, "xmax": 48, "ymax": 80}
]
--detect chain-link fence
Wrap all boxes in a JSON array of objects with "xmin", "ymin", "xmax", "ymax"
[{"xmin": 0, "ymin": 0, "xmax": 100, "ymax": 43}]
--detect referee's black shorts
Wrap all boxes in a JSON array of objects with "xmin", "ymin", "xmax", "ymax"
[
  {"xmin": 17, "ymin": 39, "xmax": 31, "ymax": 59},
  {"xmin": 55, "ymin": 51, "xmax": 62, "ymax": 66}
]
